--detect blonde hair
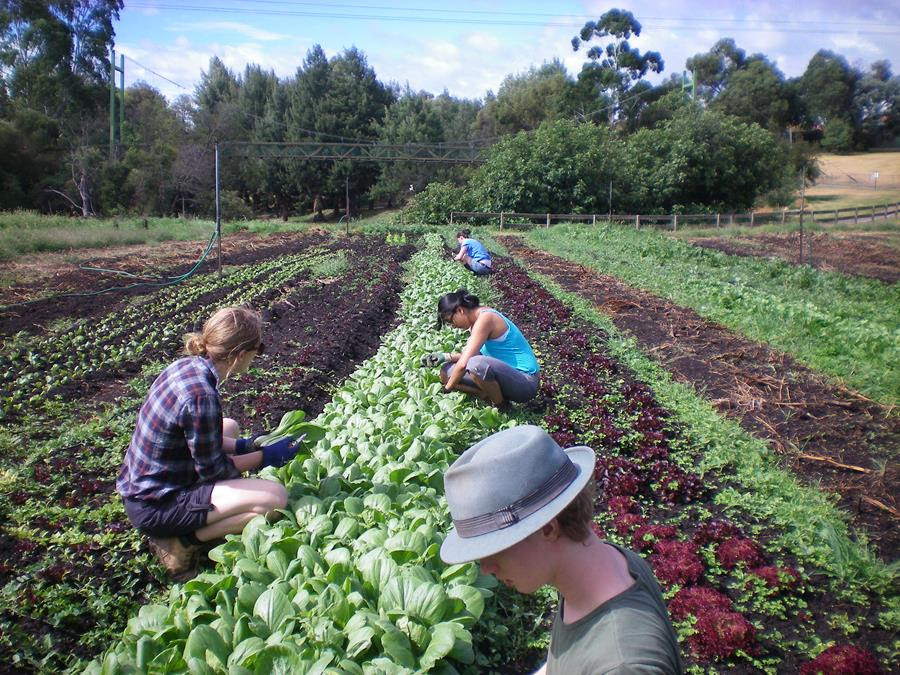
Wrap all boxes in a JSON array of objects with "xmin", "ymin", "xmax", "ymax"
[{"xmin": 184, "ymin": 306, "xmax": 262, "ymax": 363}]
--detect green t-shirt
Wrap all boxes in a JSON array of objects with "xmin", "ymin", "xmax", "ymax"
[{"xmin": 546, "ymin": 544, "xmax": 684, "ymax": 675}]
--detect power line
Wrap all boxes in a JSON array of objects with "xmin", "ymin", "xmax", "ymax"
[
  {"xmin": 123, "ymin": 54, "xmax": 189, "ymax": 90},
  {"xmin": 124, "ymin": 3, "xmax": 900, "ymax": 35},
  {"xmin": 129, "ymin": 1, "xmax": 900, "ymax": 29}
]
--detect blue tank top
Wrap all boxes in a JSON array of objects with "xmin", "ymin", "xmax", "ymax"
[
  {"xmin": 479, "ymin": 309, "xmax": 539, "ymax": 374},
  {"xmin": 462, "ymin": 238, "xmax": 491, "ymax": 263}
]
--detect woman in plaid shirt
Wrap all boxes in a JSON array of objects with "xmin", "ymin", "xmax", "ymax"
[{"xmin": 117, "ymin": 306, "xmax": 300, "ymax": 580}]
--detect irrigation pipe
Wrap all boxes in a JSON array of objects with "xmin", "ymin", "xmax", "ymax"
[{"xmin": 0, "ymin": 229, "xmax": 219, "ymax": 312}]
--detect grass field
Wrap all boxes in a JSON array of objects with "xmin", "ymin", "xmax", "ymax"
[
  {"xmin": 523, "ymin": 223, "xmax": 900, "ymax": 406},
  {"xmin": 0, "ymin": 210, "xmax": 409, "ymax": 261},
  {"xmin": 804, "ymin": 151, "xmax": 900, "ymax": 211}
]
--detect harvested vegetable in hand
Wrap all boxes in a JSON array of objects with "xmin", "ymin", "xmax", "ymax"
[{"xmin": 254, "ymin": 410, "xmax": 326, "ymax": 448}]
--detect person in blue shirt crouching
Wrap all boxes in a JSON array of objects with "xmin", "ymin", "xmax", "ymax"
[
  {"xmin": 421, "ymin": 289, "xmax": 540, "ymax": 406},
  {"xmin": 454, "ymin": 229, "xmax": 493, "ymax": 275}
]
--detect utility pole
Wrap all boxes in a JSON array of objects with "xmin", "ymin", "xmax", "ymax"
[
  {"xmin": 345, "ymin": 173, "xmax": 350, "ymax": 236},
  {"xmin": 215, "ymin": 142, "xmax": 222, "ymax": 278},
  {"xmin": 608, "ymin": 180, "xmax": 613, "ymax": 220},
  {"xmin": 109, "ymin": 49, "xmax": 125, "ymax": 160},
  {"xmin": 798, "ymin": 169, "xmax": 806, "ymax": 265}
]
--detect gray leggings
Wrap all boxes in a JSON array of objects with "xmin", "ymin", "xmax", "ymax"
[{"xmin": 442, "ymin": 355, "xmax": 540, "ymax": 402}]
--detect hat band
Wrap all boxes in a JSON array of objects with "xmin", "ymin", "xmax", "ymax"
[{"xmin": 453, "ymin": 460, "xmax": 579, "ymax": 538}]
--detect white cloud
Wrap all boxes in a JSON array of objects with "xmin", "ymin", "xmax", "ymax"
[
  {"xmin": 171, "ymin": 21, "xmax": 290, "ymax": 42},
  {"xmin": 465, "ymin": 32, "xmax": 503, "ymax": 52},
  {"xmin": 830, "ymin": 33, "xmax": 881, "ymax": 55}
]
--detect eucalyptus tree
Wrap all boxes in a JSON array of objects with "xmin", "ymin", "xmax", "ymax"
[
  {"xmin": 474, "ymin": 60, "xmax": 582, "ymax": 135},
  {"xmin": 0, "ymin": 0, "xmax": 123, "ymax": 213},
  {"xmin": 685, "ymin": 38, "xmax": 747, "ymax": 101},
  {"xmin": 712, "ymin": 57, "xmax": 791, "ymax": 132},
  {"xmin": 0, "ymin": 0, "xmax": 123, "ymax": 120},
  {"xmin": 571, "ymin": 8, "xmax": 663, "ymax": 125},
  {"xmin": 853, "ymin": 60, "xmax": 899, "ymax": 149}
]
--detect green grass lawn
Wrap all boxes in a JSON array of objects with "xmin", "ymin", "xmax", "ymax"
[{"xmin": 524, "ymin": 223, "xmax": 900, "ymax": 406}]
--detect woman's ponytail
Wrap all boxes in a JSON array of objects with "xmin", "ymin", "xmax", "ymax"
[{"xmin": 184, "ymin": 306, "xmax": 262, "ymax": 362}]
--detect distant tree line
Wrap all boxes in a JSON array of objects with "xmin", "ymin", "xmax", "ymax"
[{"xmin": 0, "ymin": 5, "xmax": 897, "ymax": 218}]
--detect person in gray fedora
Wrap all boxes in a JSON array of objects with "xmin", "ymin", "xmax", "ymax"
[{"xmin": 441, "ymin": 425, "xmax": 683, "ymax": 675}]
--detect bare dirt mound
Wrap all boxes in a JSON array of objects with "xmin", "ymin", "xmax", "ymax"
[
  {"xmin": 500, "ymin": 236, "xmax": 899, "ymax": 559},
  {"xmin": 688, "ymin": 231, "xmax": 899, "ymax": 283}
]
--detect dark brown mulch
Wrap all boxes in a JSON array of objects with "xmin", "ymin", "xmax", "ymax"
[
  {"xmin": 499, "ymin": 236, "xmax": 899, "ymax": 559},
  {"xmin": 0, "ymin": 230, "xmax": 333, "ymax": 336},
  {"xmin": 689, "ymin": 231, "xmax": 900, "ymax": 283}
]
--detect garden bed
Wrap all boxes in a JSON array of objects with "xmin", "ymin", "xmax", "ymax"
[
  {"xmin": 688, "ymin": 231, "xmax": 900, "ymax": 284},
  {"xmin": 0, "ymin": 230, "xmax": 334, "ymax": 336},
  {"xmin": 485, "ymin": 253, "xmax": 895, "ymax": 672},
  {"xmin": 0, "ymin": 236, "xmax": 413, "ymax": 672},
  {"xmin": 499, "ymin": 236, "xmax": 899, "ymax": 560}
]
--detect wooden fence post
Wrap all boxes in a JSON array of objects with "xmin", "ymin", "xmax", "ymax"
[
  {"xmin": 781, "ymin": 209, "xmax": 786, "ymax": 224},
  {"xmin": 673, "ymin": 214, "xmax": 678, "ymax": 231},
  {"xmin": 729, "ymin": 213, "xmax": 734, "ymax": 226},
  {"xmin": 450, "ymin": 212, "xmax": 454, "ymax": 225},
  {"xmin": 500, "ymin": 212, "xmax": 505, "ymax": 230},
  {"xmin": 546, "ymin": 213, "xmax": 551, "ymax": 228},
  {"xmin": 635, "ymin": 214, "xmax": 640, "ymax": 229},
  {"xmin": 592, "ymin": 214, "xmax": 596, "ymax": 225},
  {"xmin": 872, "ymin": 205, "xmax": 876, "ymax": 221},
  {"xmin": 716, "ymin": 213, "xmax": 721, "ymax": 228},
  {"xmin": 750, "ymin": 211, "xmax": 755, "ymax": 227}
]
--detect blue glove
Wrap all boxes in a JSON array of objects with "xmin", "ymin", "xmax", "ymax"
[
  {"xmin": 261, "ymin": 438, "xmax": 300, "ymax": 468},
  {"xmin": 234, "ymin": 437, "xmax": 255, "ymax": 455}
]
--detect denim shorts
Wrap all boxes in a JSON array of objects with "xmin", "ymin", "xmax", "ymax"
[
  {"xmin": 123, "ymin": 483, "xmax": 215, "ymax": 537},
  {"xmin": 465, "ymin": 259, "xmax": 493, "ymax": 275},
  {"xmin": 442, "ymin": 355, "xmax": 540, "ymax": 402}
]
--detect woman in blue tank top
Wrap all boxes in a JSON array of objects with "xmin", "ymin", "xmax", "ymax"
[{"xmin": 421, "ymin": 288, "xmax": 540, "ymax": 405}]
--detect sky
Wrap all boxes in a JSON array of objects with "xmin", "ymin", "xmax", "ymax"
[{"xmin": 112, "ymin": 0, "xmax": 900, "ymax": 102}]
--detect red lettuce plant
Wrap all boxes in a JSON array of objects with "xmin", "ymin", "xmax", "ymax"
[
  {"xmin": 613, "ymin": 513, "xmax": 647, "ymax": 536},
  {"xmin": 606, "ymin": 495, "xmax": 639, "ymax": 515},
  {"xmin": 717, "ymin": 538, "xmax": 765, "ymax": 570},
  {"xmin": 798, "ymin": 645, "xmax": 884, "ymax": 674},
  {"xmin": 689, "ymin": 609, "xmax": 756, "ymax": 660},
  {"xmin": 669, "ymin": 586, "xmax": 733, "ymax": 621},
  {"xmin": 650, "ymin": 539, "xmax": 704, "ymax": 587},
  {"xmin": 693, "ymin": 518, "xmax": 741, "ymax": 546},
  {"xmin": 749, "ymin": 565, "xmax": 801, "ymax": 591},
  {"xmin": 633, "ymin": 524, "xmax": 678, "ymax": 552}
]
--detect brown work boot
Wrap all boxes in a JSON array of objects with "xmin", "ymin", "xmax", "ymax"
[{"xmin": 147, "ymin": 536, "xmax": 199, "ymax": 582}]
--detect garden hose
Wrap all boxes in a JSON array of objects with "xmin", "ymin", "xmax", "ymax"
[{"xmin": 0, "ymin": 229, "xmax": 219, "ymax": 311}]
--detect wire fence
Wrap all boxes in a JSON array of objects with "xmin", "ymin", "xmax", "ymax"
[
  {"xmin": 815, "ymin": 173, "xmax": 900, "ymax": 190},
  {"xmin": 450, "ymin": 202, "xmax": 900, "ymax": 230}
]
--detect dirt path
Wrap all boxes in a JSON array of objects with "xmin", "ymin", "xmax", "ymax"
[
  {"xmin": 499, "ymin": 236, "xmax": 899, "ymax": 558},
  {"xmin": 688, "ymin": 231, "xmax": 900, "ymax": 283}
]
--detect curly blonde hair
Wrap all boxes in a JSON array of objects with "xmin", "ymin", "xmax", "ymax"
[{"xmin": 184, "ymin": 306, "xmax": 262, "ymax": 363}]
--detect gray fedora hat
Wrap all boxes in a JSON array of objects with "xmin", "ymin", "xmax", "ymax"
[{"xmin": 440, "ymin": 424, "xmax": 595, "ymax": 565}]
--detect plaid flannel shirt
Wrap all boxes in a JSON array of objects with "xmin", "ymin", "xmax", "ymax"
[{"xmin": 117, "ymin": 356, "xmax": 240, "ymax": 501}]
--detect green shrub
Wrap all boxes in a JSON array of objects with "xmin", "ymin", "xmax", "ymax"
[{"xmin": 401, "ymin": 182, "xmax": 472, "ymax": 224}]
